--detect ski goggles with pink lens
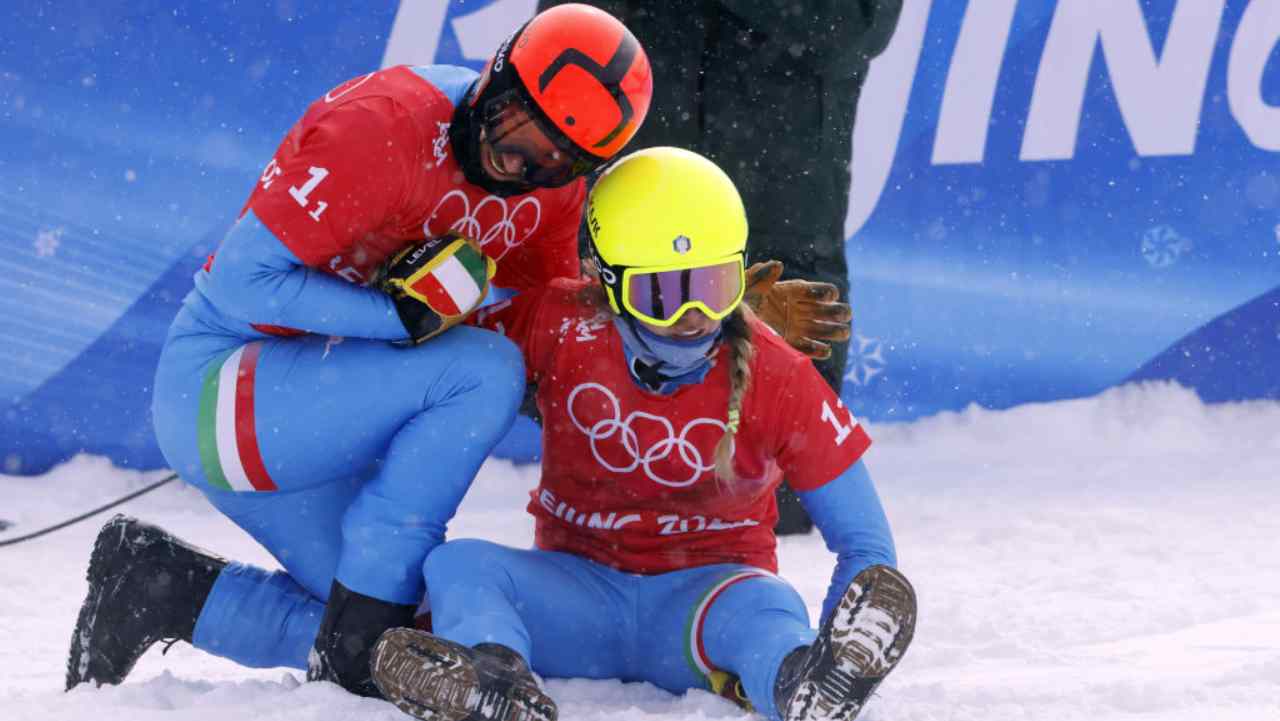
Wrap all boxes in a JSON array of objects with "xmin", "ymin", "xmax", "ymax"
[{"xmin": 617, "ymin": 255, "xmax": 746, "ymax": 327}]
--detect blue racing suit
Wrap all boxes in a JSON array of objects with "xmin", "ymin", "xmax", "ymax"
[
  {"xmin": 424, "ymin": 460, "xmax": 895, "ymax": 721},
  {"xmin": 149, "ymin": 62, "xmax": 588, "ymax": 667}
]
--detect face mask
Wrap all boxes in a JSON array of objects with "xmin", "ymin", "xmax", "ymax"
[{"xmin": 613, "ymin": 316, "xmax": 720, "ymax": 393}]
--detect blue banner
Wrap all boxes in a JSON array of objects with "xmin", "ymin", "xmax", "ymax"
[
  {"xmin": 2, "ymin": 0, "xmax": 1277, "ymax": 474},
  {"xmin": 840, "ymin": 0, "xmax": 1280, "ymax": 419},
  {"xmin": 1, "ymin": 3, "xmax": 400, "ymax": 473}
]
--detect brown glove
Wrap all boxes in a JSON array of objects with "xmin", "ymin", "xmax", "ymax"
[{"xmin": 743, "ymin": 260, "xmax": 852, "ymax": 360}]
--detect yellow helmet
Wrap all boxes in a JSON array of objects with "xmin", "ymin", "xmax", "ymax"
[{"xmin": 586, "ymin": 147, "xmax": 748, "ymax": 326}]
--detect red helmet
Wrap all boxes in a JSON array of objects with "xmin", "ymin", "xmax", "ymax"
[
  {"xmin": 452, "ymin": 4, "xmax": 653, "ymax": 195},
  {"xmin": 509, "ymin": 4, "xmax": 652, "ymax": 159}
]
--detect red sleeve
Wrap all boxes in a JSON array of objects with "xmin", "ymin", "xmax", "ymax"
[
  {"xmin": 770, "ymin": 352, "xmax": 872, "ymax": 492},
  {"xmin": 244, "ymin": 96, "xmax": 416, "ymax": 267},
  {"xmin": 490, "ymin": 180, "xmax": 586, "ymax": 291},
  {"xmin": 469, "ymin": 285, "xmax": 565, "ymax": 382}
]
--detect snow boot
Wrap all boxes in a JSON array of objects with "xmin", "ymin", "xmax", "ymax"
[
  {"xmin": 65, "ymin": 514, "xmax": 226, "ymax": 690},
  {"xmin": 370, "ymin": 627, "xmax": 557, "ymax": 721},
  {"xmin": 775, "ymin": 564, "xmax": 916, "ymax": 721},
  {"xmin": 307, "ymin": 579, "xmax": 417, "ymax": 697}
]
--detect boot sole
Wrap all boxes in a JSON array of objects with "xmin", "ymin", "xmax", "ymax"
[
  {"xmin": 784, "ymin": 565, "xmax": 917, "ymax": 721},
  {"xmin": 372, "ymin": 628, "xmax": 557, "ymax": 721},
  {"xmin": 65, "ymin": 515, "xmax": 130, "ymax": 690}
]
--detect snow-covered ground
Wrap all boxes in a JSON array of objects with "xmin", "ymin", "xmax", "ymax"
[{"xmin": 3, "ymin": 382, "xmax": 1278, "ymax": 721}]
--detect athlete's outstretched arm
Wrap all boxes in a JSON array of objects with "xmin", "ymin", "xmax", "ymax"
[
  {"xmin": 796, "ymin": 459, "xmax": 896, "ymax": 624},
  {"xmin": 198, "ymin": 211, "xmax": 407, "ymax": 340}
]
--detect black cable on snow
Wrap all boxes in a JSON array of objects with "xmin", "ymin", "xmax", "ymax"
[{"xmin": 0, "ymin": 472, "xmax": 179, "ymax": 547}]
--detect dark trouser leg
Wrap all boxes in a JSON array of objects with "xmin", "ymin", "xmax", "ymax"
[{"xmin": 750, "ymin": 235, "xmax": 851, "ymax": 535}]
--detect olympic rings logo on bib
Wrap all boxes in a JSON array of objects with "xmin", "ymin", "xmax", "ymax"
[
  {"xmin": 567, "ymin": 382, "xmax": 725, "ymax": 488},
  {"xmin": 426, "ymin": 190, "xmax": 542, "ymax": 261}
]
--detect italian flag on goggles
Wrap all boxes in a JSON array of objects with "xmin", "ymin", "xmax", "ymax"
[{"xmin": 619, "ymin": 255, "xmax": 746, "ymax": 327}]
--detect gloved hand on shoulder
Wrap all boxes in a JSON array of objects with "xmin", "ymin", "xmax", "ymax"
[{"xmin": 744, "ymin": 260, "xmax": 852, "ymax": 360}]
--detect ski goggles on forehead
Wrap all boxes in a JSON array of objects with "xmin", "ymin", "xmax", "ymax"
[
  {"xmin": 482, "ymin": 91, "xmax": 604, "ymax": 187},
  {"xmin": 619, "ymin": 255, "xmax": 746, "ymax": 327}
]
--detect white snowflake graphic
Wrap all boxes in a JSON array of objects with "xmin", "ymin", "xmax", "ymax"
[
  {"xmin": 559, "ymin": 314, "xmax": 608, "ymax": 343},
  {"xmin": 1140, "ymin": 225, "xmax": 1192, "ymax": 269},
  {"xmin": 431, "ymin": 121, "xmax": 450, "ymax": 168},
  {"xmin": 1273, "ymin": 223, "xmax": 1279, "ymax": 247},
  {"xmin": 34, "ymin": 227, "xmax": 64, "ymax": 257},
  {"xmin": 844, "ymin": 333, "xmax": 887, "ymax": 386}
]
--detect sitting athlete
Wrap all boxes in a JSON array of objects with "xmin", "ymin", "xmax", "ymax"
[
  {"xmin": 64, "ymin": 6, "xmax": 851, "ymax": 699},
  {"xmin": 368, "ymin": 147, "xmax": 917, "ymax": 721}
]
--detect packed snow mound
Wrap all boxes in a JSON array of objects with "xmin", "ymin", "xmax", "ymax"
[{"xmin": 3, "ymin": 382, "xmax": 1278, "ymax": 721}]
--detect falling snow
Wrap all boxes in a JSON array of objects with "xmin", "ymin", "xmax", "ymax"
[{"xmin": 34, "ymin": 227, "xmax": 63, "ymax": 258}]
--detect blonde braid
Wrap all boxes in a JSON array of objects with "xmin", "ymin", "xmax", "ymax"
[{"xmin": 714, "ymin": 307, "xmax": 755, "ymax": 486}]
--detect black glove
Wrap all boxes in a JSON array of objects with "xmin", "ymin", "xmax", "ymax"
[
  {"xmin": 307, "ymin": 580, "xmax": 417, "ymax": 697},
  {"xmin": 379, "ymin": 232, "xmax": 495, "ymax": 344}
]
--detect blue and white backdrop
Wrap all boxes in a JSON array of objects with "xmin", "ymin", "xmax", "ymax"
[{"xmin": 2, "ymin": 0, "xmax": 1278, "ymax": 474}]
